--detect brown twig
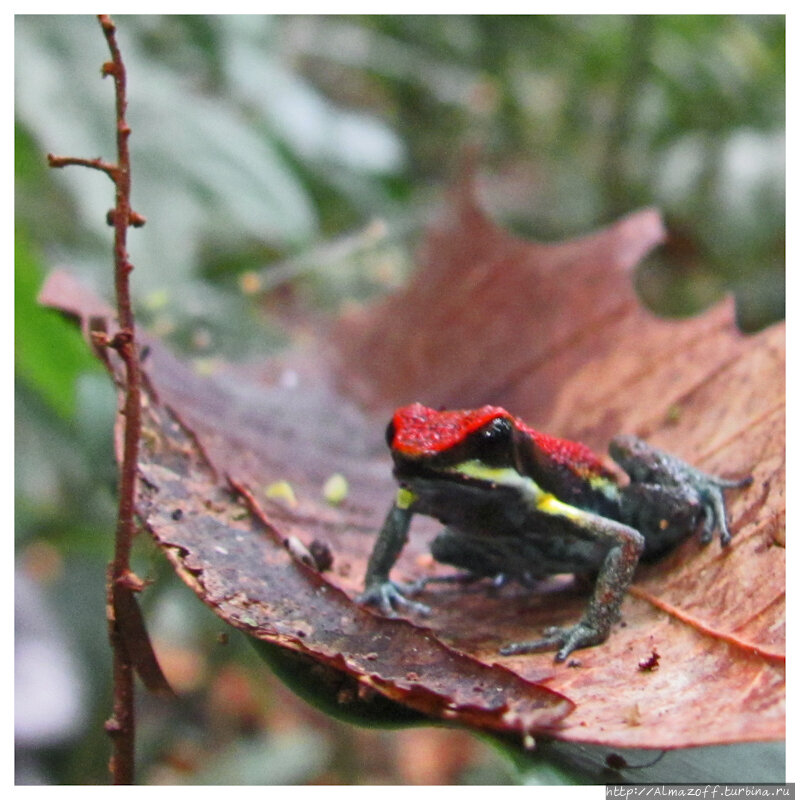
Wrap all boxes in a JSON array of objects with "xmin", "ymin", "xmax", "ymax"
[{"xmin": 48, "ymin": 15, "xmax": 149, "ymax": 785}]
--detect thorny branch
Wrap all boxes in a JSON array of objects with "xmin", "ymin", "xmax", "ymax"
[{"xmin": 47, "ymin": 14, "xmax": 170, "ymax": 785}]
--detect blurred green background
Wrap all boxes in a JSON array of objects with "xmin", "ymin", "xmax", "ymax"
[{"xmin": 15, "ymin": 15, "xmax": 784, "ymax": 785}]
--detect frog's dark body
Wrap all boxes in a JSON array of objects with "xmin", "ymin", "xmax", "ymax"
[
  {"xmin": 400, "ymin": 468, "xmax": 702, "ymax": 583},
  {"xmin": 360, "ymin": 403, "xmax": 751, "ymax": 661},
  {"xmin": 402, "ymin": 475, "xmax": 612, "ymax": 578}
]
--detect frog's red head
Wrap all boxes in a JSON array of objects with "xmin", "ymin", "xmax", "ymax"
[
  {"xmin": 387, "ymin": 402, "xmax": 613, "ymax": 481},
  {"xmin": 385, "ymin": 403, "xmax": 523, "ymax": 477},
  {"xmin": 388, "ymin": 403, "xmax": 512, "ymax": 457}
]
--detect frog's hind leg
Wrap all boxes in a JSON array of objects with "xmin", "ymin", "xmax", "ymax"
[
  {"xmin": 409, "ymin": 568, "xmax": 535, "ymax": 595},
  {"xmin": 611, "ymin": 434, "xmax": 752, "ymax": 548},
  {"xmin": 500, "ymin": 509, "xmax": 645, "ymax": 662},
  {"xmin": 620, "ymin": 483, "xmax": 703, "ymax": 561},
  {"xmin": 412, "ymin": 528, "xmax": 525, "ymax": 592},
  {"xmin": 699, "ymin": 474, "xmax": 753, "ymax": 545}
]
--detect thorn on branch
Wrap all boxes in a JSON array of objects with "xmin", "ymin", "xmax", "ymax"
[
  {"xmin": 104, "ymin": 717, "xmax": 123, "ymax": 734},
  {"xmin": 99, "ymin": 14, "xmax": 116, "ymax": 34},
  {"xmin": 90, "ymin": 329, "xmax": 111, "ymax": 349},
  {"xmin": 91, "ymin": 329, "xmax": 137, "ymax": 355},
  {"xmin": 107, "ymin": 209, "xmax": 147, "ymax": 228},
  {"xmin": 116, "ymin": 569, "xmax": 148, "ymax": 593},
  {"xmin": 109, "ymin": 329, "xmax": 134, "ymax": 353}
]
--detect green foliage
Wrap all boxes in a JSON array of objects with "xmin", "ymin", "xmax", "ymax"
[
  {"xmin": 15, "ymin": 14, "xmax": 784, "ymax": 339},
  {"xmin": 14, "ymin": 228, "xmax": 98, "ymax": 419},
  {"xmin": 287, "ymin": 15, "xmax": 784, "ymax": 328}
]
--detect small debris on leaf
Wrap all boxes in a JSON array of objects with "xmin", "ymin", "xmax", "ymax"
[
  {"xmin": 284, "ymin": 536, "xmax": 315, "ymax": 568},
  {"xmin": 625, "ymin": 703, "xmax": 643, "ymax": 727},
  {"xmin": 322, "ymin": 472, "xmax": 349, "ymax": 505},
  {"xmin": 309, "ymin": 538, "xmax": 334, "ymax": 572},
  {"xmin": 638, "ymin": 649, "xmax": 661, "ymax": 671}
]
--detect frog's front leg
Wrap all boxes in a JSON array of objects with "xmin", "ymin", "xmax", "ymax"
[
  {"xmin": 358, "ymin": 490, "xmax": 431, "ymax": 617},
  {"xmin": 501, "ymin": 511, "xmax": 645, "ymax": 662}
]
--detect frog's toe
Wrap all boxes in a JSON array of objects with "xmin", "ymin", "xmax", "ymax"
[
  {"xmin": 403, "ymin": 576, "xmax": 428, "ymax": 595},
  {"xmin": 715, "ymin": 515, "xmax": 732, "ymax": 547},
  {"xmin": 552, "ymin": 623, "xmax": 607, "ymax": 661},
  {"xmin": 698, "ymin": 486, "xmax": 737, "ymax": 546},
  {"xmin": 715, "ymin": 474, "xmax": 753, "ymax": 490},
  {"xmin": 358, "ymin": 581, "xmax": 430, "ymax": 617},
  {"xmin": 392, "ymin": 592, "xmax": 431, "ymax": 616},
  {"xmin": 699, "ymin": 516, "xmax": 715, "ymax": 545},
  {"xmin": 500, "ymin": 632, "xmax": 564, "ymax": 658},
  {"xmin": 500, "ymin": 622, "xmax": 606, "ymax": 662},
  {"xmin": 357, "ymin": 583, "xmax": 396, "ymax": 616}
]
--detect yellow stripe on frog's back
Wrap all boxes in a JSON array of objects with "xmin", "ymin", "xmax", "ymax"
[
  {"xmin": 535, "ymin": 493, "xmax": 584, "ymax": 520},
  {"xmin": 449, "ymin": 460, "xmax": 585, "ymax": 521}
]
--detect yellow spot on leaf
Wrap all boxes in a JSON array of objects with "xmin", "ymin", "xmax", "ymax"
[
  {"xmin": 322, "ymin": 473, "xmax": 349, "ymax": 505},
  {"xmin": 265, "ymin": 480, "xmax": 298, "ymax": 508}
]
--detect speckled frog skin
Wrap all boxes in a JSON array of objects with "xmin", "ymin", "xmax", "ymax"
[{"xmin": 359, "ymin": 403, "xmax": 751, "ymax": 661}]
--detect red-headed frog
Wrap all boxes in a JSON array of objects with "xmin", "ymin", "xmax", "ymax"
[{"xmin": 359, "ymin": 403, "xmax": 751, "ymax": 662}]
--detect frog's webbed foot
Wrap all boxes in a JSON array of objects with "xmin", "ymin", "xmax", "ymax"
[
  {"xmin": 357, "ymin": 580, "xmax": 431, "ymax": 617},
  {"xmin": 500, "ymin": 622, "xmax": 608, "ymax": 662}
]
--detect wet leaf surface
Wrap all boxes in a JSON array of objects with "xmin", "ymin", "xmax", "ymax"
[{"xmin": 41, "ymin": 174, "xmax": 784, "ymax": 747}]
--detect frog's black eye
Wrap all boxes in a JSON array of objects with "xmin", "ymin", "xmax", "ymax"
[
  {"xmin": 385, "ymin": 420, "xmax": 396, "ymax": 448},
  {"xmin": 481, "ymin": 416, "xmax": 513, "ymax": 440},
  {"xmin": 474, "ymin": 416, "xmax": 514, "ymax": 465}
]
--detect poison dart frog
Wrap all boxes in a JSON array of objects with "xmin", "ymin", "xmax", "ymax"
[{"xmin": 359, "ymin": 403, "xmax": 751, "ymax": 662}]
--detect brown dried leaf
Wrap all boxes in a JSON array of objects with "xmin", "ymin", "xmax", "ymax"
[
  {"xmin": 40, "ymin": 174, "xmax": 784, "ymax": 748},
  {"xmin": 335, "ymin": 177, "xmax": 785, "ymax": 747},
  {"xmin": 40, "ymin": 270, "xmax": 573, "ymax": 736}
]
